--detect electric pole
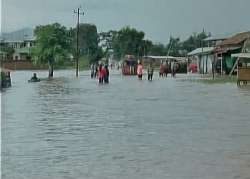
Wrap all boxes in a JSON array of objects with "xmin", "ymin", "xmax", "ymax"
[{"xmin": 74, "ymin": 7, "xmax": 84, "ymax": 77}]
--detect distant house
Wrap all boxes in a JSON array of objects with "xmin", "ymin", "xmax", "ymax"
[
  {"xmin": 187, "ymin": 47, "xmax": 215, "ymax": 74},
  {"xmin": 0, "ymin": 28, "xmax": 35, "ymax": 61},
  {"xmin": 12, "ymin": 47, "xmax": 31, "ymax": 61},
  {"xmin": 215, "ymin": 31, "xmax": 250, "ymax": 74},
  {"xmin": 1, "ymin": 37, "xmax": 35, "ymax": 61},
  {"xmin": 187, "ymin": 31, "xmax": 250, "ymax": 75},
  {"xmin": 203, "ymin": 33, "xmax": 231, "ymax": 47},
  {"xmin": 186, "ymin": 33, "xmax": 232, "ymax": 74},
  {"xmin": 0, "ymin": 50, "xmax": 7, "ymax": 61}
]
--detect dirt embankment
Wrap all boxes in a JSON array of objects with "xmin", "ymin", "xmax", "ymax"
[{"xmin": 1, "ymin": 61, "xmax": 48, "ymax": 70}]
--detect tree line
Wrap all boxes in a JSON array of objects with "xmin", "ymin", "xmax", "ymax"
[{"xmin": 13, "ymin": 23, "xmax": 210, "ymax": 77}]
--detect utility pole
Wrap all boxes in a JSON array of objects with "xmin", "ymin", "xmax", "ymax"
[{"xmin": 74, "ymin": 7, "xmax": 84, "ymax": 77}]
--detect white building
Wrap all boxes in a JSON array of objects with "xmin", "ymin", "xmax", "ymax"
[
  {"xmin": 1, "ymin": 37, "xmax": 35, "ymax": 61},
  {"xmin": 188, "ymin": 47, "xmax": 215, "ymax": 74}
]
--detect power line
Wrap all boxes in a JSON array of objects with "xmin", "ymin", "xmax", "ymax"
[{"xmin": 74, "ymin": 7, "xmax": 84, "ymax": 77}]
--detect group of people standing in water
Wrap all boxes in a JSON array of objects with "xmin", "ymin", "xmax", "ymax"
[
  {"xmin": 137, "ymin": 60, "xmax": 179, "ymax": 81},
  {"xmin": 91, "ymin": 63, "xmax": 109, "ymax": 84},
  {"xmin": 137, "ymin": 61, "xmax": 154, "ymax": 81},
  {"xmin": 90, "ymin": 60, "xmax": 179, "ymax": 84},
  {"xmin": 159, "ymin": 61, "xmax": 179, "ymax": 78}
]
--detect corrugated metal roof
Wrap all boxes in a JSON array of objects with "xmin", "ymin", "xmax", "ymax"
[
  {"xmin": 218, "ymin": 31, "xmax": 250, "ymax": 46},
  {"xmin": 144, "ymin": 56, "xmax": 186, "ymax": 61},
  {"xmin": 144, "ymin": 56, "xmax": 175, "ymax": 59},
  {"xmin": 188, "ymin": 47, "xmax": 215, "ymax": 56},
  {"xmin": 231, "ymin": 53, "xmax": 250, "ymax": 58},
  {"xmin": 203, "ymin": 33, "xmax": 232, "ymax": 42}
]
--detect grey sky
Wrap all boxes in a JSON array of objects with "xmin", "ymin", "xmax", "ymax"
[{"xmin": 2, "ymin": 0, "xmax": 250, "ymax": 43}]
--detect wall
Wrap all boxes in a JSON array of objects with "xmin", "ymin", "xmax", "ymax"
[
  {"xmin": 1, "ymin": 60, "xmax": 48, "ymax": 70},
  {"xmin": 198, "ymin": 54, "xmax": 213, "ymax": 74}
]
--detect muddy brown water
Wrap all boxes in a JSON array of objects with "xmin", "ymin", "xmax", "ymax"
[{"xmin": 2, "ymin": 70, "xmax": 250, "ymax": 179}]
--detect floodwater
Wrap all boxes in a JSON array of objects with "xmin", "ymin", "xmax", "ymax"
[{"xmin": 2, "ymin": 70, "xmax": 250, "ymax": 179}]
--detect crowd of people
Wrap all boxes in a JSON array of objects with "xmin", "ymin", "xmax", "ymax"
[
  {"xmin": 159, "ymin": 61, "xmax": 179, "ymax": 78},
  {"xmin": 137, "ymin": 60, "xmax": 179, "ymax": 81},
  {"xmin": 91, "ymin": 63, "xmax": 109, "ymax": 84},
  {"xmin": 90, "ymin": 60, "xmax": 179, "ymax": 84}
]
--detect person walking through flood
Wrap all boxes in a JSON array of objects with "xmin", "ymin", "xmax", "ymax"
[
  {"xmin": 90, "ymin": 64, "xmax": 95, "ymax": 78},
  {"xmin": 171, "ymin": 61, "xmax": 178, "ymax": 78},
  {"xmin": 164, "ymin": 62, "xmax": 169, "ymax": 77},
  {"xmin": 159, "ymin": 62, "xmax": 164, "ymax": 77},
  {"xmin": 104, "ymin": 65, "xmax": 109, "ymax": 83},
  {"xmin": 137, "ymin": 61, "xmax": 143, "ymax": 80},
  {"xmin": 98, "ymin": 64, "xmax": 104, "ymax": 84},
  {"xmin": 95, "ymin": 65, "xmax": 98, "ymax": 78},
  {"xmin": 147, "ymin": 62, "xmax": 154, "ymax": 81}
]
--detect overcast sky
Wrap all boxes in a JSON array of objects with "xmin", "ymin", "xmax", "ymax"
[{"xmin": 2, "ymin": 0, "xmax": 250, "ymax": 43}]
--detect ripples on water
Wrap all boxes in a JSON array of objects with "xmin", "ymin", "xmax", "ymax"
[{"xmin": 2, "ymin": 70, "xmax": 250, "ymax": 179}]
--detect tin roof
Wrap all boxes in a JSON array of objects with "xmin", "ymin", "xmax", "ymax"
[
  {"xmin": 144, "ymin": 56, "xmax": 186, "ymax": 61},
  {"xmin": 231, "ymin": 53, "xmax": 250, "ymax": 58},
  {"xmin": 203, "ymin": 33, "xmax": 231, "ymax": 42},
  {"xmin": 187, "ymin": 47, "xmax": 215, "ymax": 56},
  {"xmin": 144, "ymin": 56, "xmax": 175, "ymax": 59},
  {"xmin": 218, "ymin": 31, "xmax": 250, "ymax": 47}
]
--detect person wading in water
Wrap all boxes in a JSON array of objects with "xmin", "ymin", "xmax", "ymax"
[
  {"xmin": 104, "ymin": 65, "xmax": 109, "ymax": 83},
  {"xmin": 137, "ymin": 61, "xmax": 143, "ymax": 80},
  {"xmin": 98, "ymin": 64, "xmax": 104, "ymax": 84},
  {"xmin": 159, "ymin": 62, "xmax": 164, "ymax": 77},
  {"xmin": 147, "ymin": 62, "xmax": 154, "ymax": 81}
]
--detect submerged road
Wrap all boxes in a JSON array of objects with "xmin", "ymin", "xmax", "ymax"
[{"xmin": 2, "ymin": 70, "xmax": 250, "ymax": 179}]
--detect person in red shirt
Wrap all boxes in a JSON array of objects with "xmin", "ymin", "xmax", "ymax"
[
  {"xmin": 159, "ymin": 63, "xmax": 164, "ymax": 77},
  {"xmin": 98, "ymin": 64, "xmax": 104, "ymax": 84}
]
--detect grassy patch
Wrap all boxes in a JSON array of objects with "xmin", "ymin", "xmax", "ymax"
[
  {"xmin": 79, "ymin": 56, "xmax": 90, "ymax": 70},
  {"xmin": 53, "ymin": 56, "xmax": 90, "ymax": 70},
  {"xmin": 182, "ymin": 75, "xmax": 237, "ymax": 84}
]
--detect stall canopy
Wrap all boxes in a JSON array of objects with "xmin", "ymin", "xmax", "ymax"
[
  {"xmin": 187, "ymin": 47, "xmax": 215, "ymax": 56},
  {"xmin": 218, "ymin": 31, "xmax": 250, "ymax": 47},
  {"xmin": 143, "ymin": 56, "xmax": 186, "ymax": 62},
  {"xmin": 232, "ymin": 53, "xmax": 250, "ymax": 58},
  {"xmin": 231, "ymin": 38, "xmax": 250, "ymax": 58}
]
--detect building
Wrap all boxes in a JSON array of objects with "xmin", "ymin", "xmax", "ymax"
[
  {"xmin": 0, "ymin": 28, "xmax": 35, "ymax": 61},
  {"xmin": 1, "ymin": 37, "xmax": 35, "ymax": 61},
  {"xmin": 187, "ymin": 31, "xmax": 250, "ymax": 75},
  {"xmin": 0, "ymin": 50, "xmax": 7, "ymax": 61},
  {"xmin": 203, "ymin": 33, "xmax": 231, "ymax": 47},
  {"xmin": 215, "ymin": 31, "xmax": 250, "ymax": 75},
  {"xmin": 187, "ymin": 47, "xmax": 215, "ymax": 74},
  {"xmin": 231, "ymin": 39, "xmax": 250, "ymax": 83}
]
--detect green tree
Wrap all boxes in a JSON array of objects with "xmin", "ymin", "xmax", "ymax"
[
  {"xmin": 181, "ymin": 31, "xmax": 209, "ymax": 53},
  {"xmin": 1, "ymin": 45, "xmax": 15, "ymax": 60},
  {"xmin": 71, "ymin": 23, "xmax": 99, "ymax": 63},
  {"xmin": 148, "ymin": 43, "xmax": 166, "ymax": 56},
  {"xmin": 99, "ymin": 30, "xmax": 117, "ymax": 59},
  {"xmin": 32, "ymin": 23, "xmax": 71, "ymax": 77},
  {"xmin": 141, "ymin": 40, "xmax": 153, "ymax": 56},
  {"xmin": 112, "ymin": 26, "xmax": 145, "ymax": 59}
]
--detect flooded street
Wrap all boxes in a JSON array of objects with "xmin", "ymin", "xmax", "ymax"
[{"xmin": 2, "ymin": 70, "xmax": 250, "ymax": 179}]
